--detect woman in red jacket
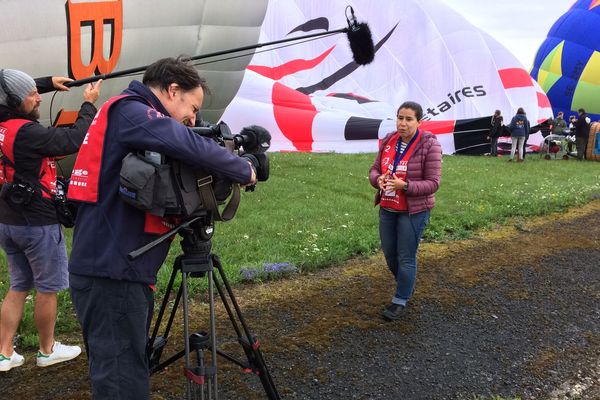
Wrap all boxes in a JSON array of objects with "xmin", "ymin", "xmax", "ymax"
[{"xmin": 369, "ymin": 101, "xmax": 442, "ymax": 321}]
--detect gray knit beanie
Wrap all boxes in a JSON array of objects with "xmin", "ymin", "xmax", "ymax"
[{"xmin": 0, "ymin": 69, "xmax": 37, "ymax": 108}]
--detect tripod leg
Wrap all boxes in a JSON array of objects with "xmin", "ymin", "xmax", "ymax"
[
  {"xmin": 148, "ymin": 264, "xmax": 182, "ymax": 374},
  {"xmin": 181, "ymin": 265, "xmax": 219, "ymax": 400},
  {"xmin": 208, "ymin": 269, "xmax": 219, "ymax": 399},
  {"xmin": 211, "ymin": 254, "xmax": 281, "ymax": 400},
  {"xmin": 195, "ymin": 349, "xmax": 205, "ymax": 400},
  {"xmin": 182, "ymin": 271, "xmax": 193, "ymax": 399}
]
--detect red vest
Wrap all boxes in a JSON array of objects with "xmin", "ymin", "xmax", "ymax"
[
  {"xmin": 68, "ymin": 95, "xmax": 128, "ymax": 203},
  {"xmin": 68, "ymin": 94, "xmax": 178, "ymax": 234},
  {"xmin": 0, "ymin": 119, "xmax": 57, "ymax": 198}
]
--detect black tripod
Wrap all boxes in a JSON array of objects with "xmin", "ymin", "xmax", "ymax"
[{"xmin": 128, "ymin": 215, "xmax": 280, "ymax": 400}]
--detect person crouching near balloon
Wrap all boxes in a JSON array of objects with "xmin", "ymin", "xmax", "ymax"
[{"xmin": 369, "ymin": 101, "xmax": 442, "ymax": 321}]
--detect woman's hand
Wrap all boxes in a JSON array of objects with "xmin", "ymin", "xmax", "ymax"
[
  {"xmin": 383, "ymin": 173, "xmax": 406, "ymax": 192},
  {"xmin": 377, "ymin": 173, "xmax": 388, "ymax": 190}
]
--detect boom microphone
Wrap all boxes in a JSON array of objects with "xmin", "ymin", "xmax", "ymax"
[
  {"xmin": 345, "ymin": 6, "xmax": 375, "ymax": 65},
  {"xmin": 63, "ymin": 7, "xmax": 376, "ymax": 89},
  {"xmin": 236, "ymin": 125, "xmax": 272, "ymax": 153}
]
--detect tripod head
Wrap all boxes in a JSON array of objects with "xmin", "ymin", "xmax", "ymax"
[{"xmin": 128, "ymin": 210, "xmax": 214, "ymax": 262}]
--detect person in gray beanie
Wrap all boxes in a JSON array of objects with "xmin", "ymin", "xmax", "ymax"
[
  {"xmin": 0, "ymin": 68, "xmax": 102, "ymax": 372},
  {"xmin": 0, "ymin": 69, "xmax": 37, "ymax": 107},
  {"xmin": 0, "ymin": 69, "xmax": 77, "ymax": 117}
]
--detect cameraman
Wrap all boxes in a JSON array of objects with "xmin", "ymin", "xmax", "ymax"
[
  {"xmin": 0, "ymin": 69, "xmax": 101, "ymax": 371},
  {"xmin": 68, "ymin": 57, "xmax": 256, "ymax": 399}
]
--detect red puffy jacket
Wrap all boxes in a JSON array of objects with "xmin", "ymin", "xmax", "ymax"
[{"xmin": 369, "ymin": 130, "xmax": 442, "ymax": 214}]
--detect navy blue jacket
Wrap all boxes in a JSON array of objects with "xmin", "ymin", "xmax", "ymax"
[
  {"xmin": 574, "ymin": 113, "xmax": 591, "ymax": 138},
  {"xmin": 69, "ymin": 81, "xmax": 253, "ymax": 284},
  {"xmin": 509, "ymin": 114, "xmax": 530, "ymax": 138}
]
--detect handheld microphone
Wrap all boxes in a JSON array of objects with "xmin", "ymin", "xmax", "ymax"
[{"xmin": 345, "ymin": 6, "xmax": 375, "ymax": 65}]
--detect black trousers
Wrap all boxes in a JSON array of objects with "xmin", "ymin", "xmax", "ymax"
[
  {"xmin": 576, "ymin": 136, "xmax": 588, "ymax": 160},
  {"xmin": 70, "ymin": 273, "xmax": 154, "ymax": 400},
  {"xmin": 490, "ymin": 137, "xmax": 499, "ymax": 156}
]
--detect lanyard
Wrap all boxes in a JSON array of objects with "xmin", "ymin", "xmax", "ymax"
[{"xmin": 391, "ymin": 130, "xmax": 420, "ymax": 175}]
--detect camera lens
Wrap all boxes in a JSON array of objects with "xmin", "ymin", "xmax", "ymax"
[
  {"xmin": 10, "ymin": 192, "xmax": 25, "ymax": 204},
  {"xmin": 6, "ymin": 184, "xmax": 34, "ymax": 206}
]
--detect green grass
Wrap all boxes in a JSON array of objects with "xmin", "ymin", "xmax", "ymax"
[{"xmin": 1, "ymin": 153, "xmax": 599, "ymax": 348}]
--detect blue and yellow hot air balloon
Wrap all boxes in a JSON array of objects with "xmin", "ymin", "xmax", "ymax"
[{"xmin": 531, "ymin": 0, "xmax": 600, "ymax": 120}]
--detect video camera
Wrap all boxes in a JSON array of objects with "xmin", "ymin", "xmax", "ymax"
[
  {"xmin": 191, "ymin": 121, "xmax": 270, "ymax": 189},
  {"xmin": 119, "ymin": 121, "xmax": 271, "ymax": 222}
]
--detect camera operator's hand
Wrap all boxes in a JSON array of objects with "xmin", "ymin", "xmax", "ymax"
[
  {"xmin": 83, "ymin": 79, "xmax": 102, "ymax": 104},
  {"xmin": 243, "ymin": 161, "xmax": 257, "ymax": 187},
  {"xmin": 51, "ymin": 76, "xmax": 74, "ymax": 91}
]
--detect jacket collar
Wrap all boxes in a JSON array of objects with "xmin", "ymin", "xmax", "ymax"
[{"xmin": 121, "ymin": 80, "xmax": 171, "ymax": 118}]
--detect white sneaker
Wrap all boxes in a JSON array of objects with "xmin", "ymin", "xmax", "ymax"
[
  {"xmin": 36, "ymin": 341, "xmax": 81, "ymax": 367},
  {"xmin": 0, "ymin": 351, "xmax": 25, "ymax": 372}
]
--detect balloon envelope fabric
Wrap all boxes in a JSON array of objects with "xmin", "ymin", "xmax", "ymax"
[{"xmin": 220, "ymin": 0, "xmax": 553, "ymax": 154}]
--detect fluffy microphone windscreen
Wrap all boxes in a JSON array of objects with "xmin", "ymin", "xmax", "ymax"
[
  {"xmin": 346, "ymin": 22, "xmax": 375, "ymax": 65},
  {"xmin": 240, "ymin": 125, "xmax": 271, "ymax": 153}
]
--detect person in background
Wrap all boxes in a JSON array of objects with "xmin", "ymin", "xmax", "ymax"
[
  {"xmin": 550, "ymin": 111, "xmax": 567, "ymax": 136},
  {"xmin": 568, "ymin": 115, "xmax": 577, "ymax": 133},
  {"xmin": 508, "ymin": 107, "xmax": 530, "ymax": 162},
  {"xmin": 369, "ymin": 101, "xmax": 442, "ymax": 321},
  {"xmin": 487, "ymin": 110, "xmax": 503, "ymax": 157},
  {"xmin": 574, "ymin": 108, "xmax": 591, "ymax": 160},
  {"xmin": 0, "ymin": 68, "xmax": 101, "ymax": 372},
  {"xmin": 523, "ymin": 115, "xmax": 549, "ymax": 161},
  {"xmin": 567, "ymin": 115, "xmax": 577, "ymax": 153}
]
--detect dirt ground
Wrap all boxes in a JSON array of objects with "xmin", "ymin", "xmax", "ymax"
[{"xmin": 2, "ymin": 201, "xmax": 599, "ymax": 399}]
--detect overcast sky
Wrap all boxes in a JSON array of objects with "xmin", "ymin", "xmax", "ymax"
[{"xmin": 442, "ymin": 0, "xmax": 574, "ymax": 69}]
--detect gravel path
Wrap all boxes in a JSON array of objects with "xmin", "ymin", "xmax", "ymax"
[
  {"xmin": 3, "ymin": 201, "xmax": 599, "ymax": 400},
  {"xmin": 261, "ymin": 248, "xmax": 600, "ymax": 400},
  {"xmin": 212, "ymin": 201, "xmax": 600, "ymax": 400}
]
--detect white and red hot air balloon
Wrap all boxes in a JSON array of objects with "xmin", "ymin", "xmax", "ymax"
[{"xmin": 221, "ymin": 0, "xmax": 554, "ymax": 154}]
